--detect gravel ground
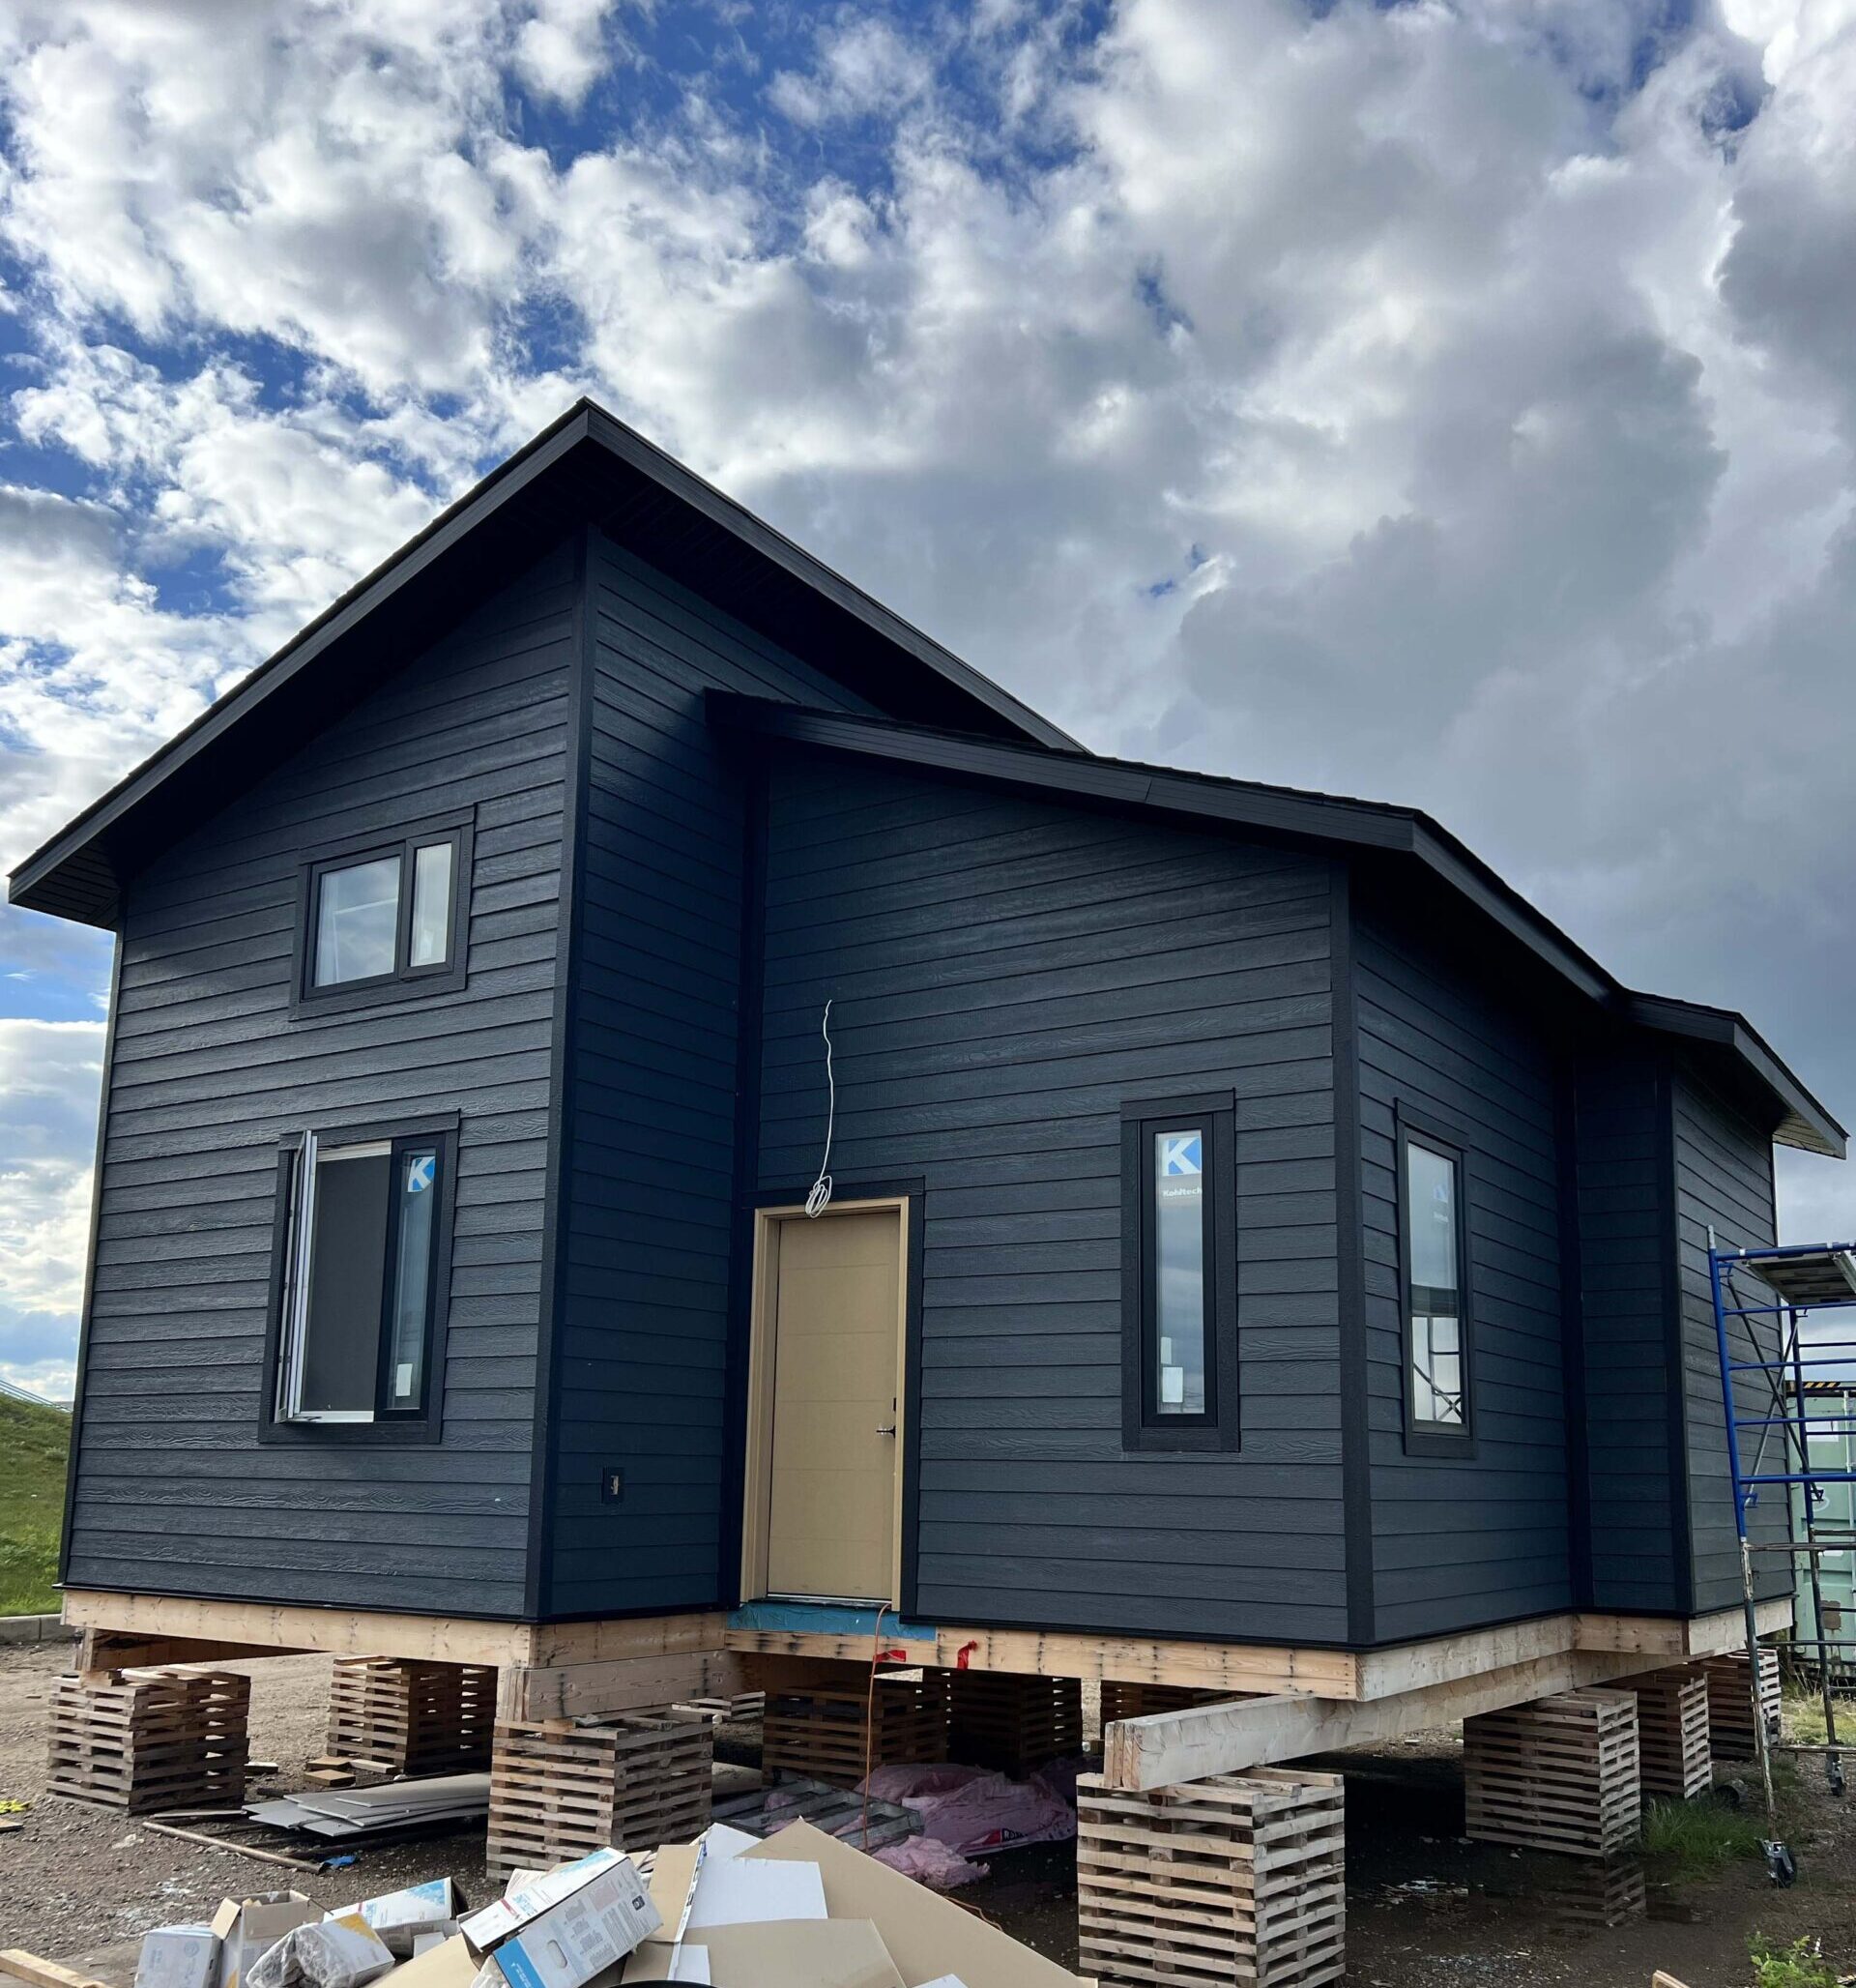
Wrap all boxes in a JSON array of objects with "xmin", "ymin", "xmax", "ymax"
[{"xmin": 5, "ymin": 1640, "xmax": 1856, "ymax": 1987}]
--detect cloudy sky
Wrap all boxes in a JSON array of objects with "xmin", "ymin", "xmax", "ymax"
[{"xmin": 3, "ymin": 0, "xmax": 1855, "ymax": 1398}]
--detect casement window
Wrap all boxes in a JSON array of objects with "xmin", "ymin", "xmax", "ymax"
[
  {"xmin": 292, "ymin": 818, "xmax": 471, "ymax": 1013},
  {"xmin": 1121, "ymin": 1094, "xmax": 1238, "ymax": 1452},
  {"xmin": 1398, "ymin": 1117, "xmax": 1474, "ymax": 1451},
  {"xmin": 267, "ymin": 1121, "xmax": 456, "ymax": 1436}
]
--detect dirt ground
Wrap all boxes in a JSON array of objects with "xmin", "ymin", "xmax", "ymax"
[{"xmin": 4, "ymin": 1641, "xmax": 1855, "ymax": 1986}]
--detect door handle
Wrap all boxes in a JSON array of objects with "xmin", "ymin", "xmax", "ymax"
[{"xmin": 876, "ymin": 1423, "xmax": 897, "ymax": 1436}]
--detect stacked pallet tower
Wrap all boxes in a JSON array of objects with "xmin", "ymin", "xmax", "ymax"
[
  {"xmin": 1463, "ymin": 1687, "xmax": 1642, "ymax": 1857},
  {"xmin": 47, "ymin": 1666, "xmax": 250, "ymax": 1813},
  {"xmin": 1630, "ymin": 1668, "xmax": 1713, "ymax": 1799},
  {"xmin": 1098, "ymin": 1681, "xmax": 1229, "ymax": 1726},
  {"xmin": 323, "ymin": 1655, "xmax": 498, "ymax": 1776},
  {"xmin": 1700, "ymin": 1649, "xmax": 1783, "ymax": 1761},
  {"xmin": 761, "ymin": 1669, "xmax": 950, "ymax": 1789},
  {"xmin": 486, "ymin": 1710, "xmax": 713, "ymax": 1881},
  {"xmin": 1077, "ymin": 1767, "xmax": 1346, "ymax": 1988},
  {"xmin": 947, "ymin": 1670, "xmax": 1084, "ymax": 1775}
]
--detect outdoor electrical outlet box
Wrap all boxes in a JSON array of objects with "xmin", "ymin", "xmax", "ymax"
[{"xmin": 601, "ymin": 1467, "xmax": 624, "ymax": 1503}]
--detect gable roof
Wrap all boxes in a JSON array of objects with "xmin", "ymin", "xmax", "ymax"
[
  {"xmin": 710, "ymin": 694, "xmax": 1846, "ymax": 1159},
  {"xmin": 8, "ymin": 398, "xmax": 1077, "ymax": 927}
]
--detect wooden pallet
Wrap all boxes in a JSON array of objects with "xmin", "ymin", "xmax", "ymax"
[
  {"xmin": 485, "ymin": 1711, "xmax": 712, "ymax": 1880},
  {"xmin": 672, "ymin": 1692, "xmax": 767, "ymax": 1727},
  {"xmin": 327, "ymin": 1655, "xmax": 497, "ymax": 1776},
  {"xmin": 1631, "ymin": 1670, "xmax": 1712, "ymax": 1800},
  {"xmin": 762, "ymin": 1670, "xmax": 949, "ymax": 1789},
  {"xmin": 1077, "ymin": 1767, "xmax": 1346, "ymax": 1988},
  {"xmin": 710, "ymin": 1772, "xmax": 923, "ymax": 1851},
  {"xmin": 1464, "ymin": 1688, "xmax": 1641, "ymax": 1858},
  {"xmin": 948, "ymin": 1671, "xmax": 1084, "ymax": 1775},
  {"xmin": 46, "ymin": 1668, "xmax": 250, "ymax": 1813},
  {"xmin": 1700, "ymin": 1650, "xmax": 1782, "ymax": 1762}
]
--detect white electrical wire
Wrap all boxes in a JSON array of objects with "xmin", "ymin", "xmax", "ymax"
[{"xmin": 804, "ymin": 998, "xmax": 835, "ymax": 1217}]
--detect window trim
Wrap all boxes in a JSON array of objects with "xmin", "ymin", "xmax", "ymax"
[
  {"xmin": 258, "ymin": 1111, "xmax": 459, "ymax": 1446},
  {"xmin": 1395, "ymin": 1107, "xmax": 1476, "ymax": 1456},
  {"xmin": 1121, "ymin": 1091, "xmax": 1239, "ymax": 1453},
  {"xmin": 289, "ymin": 813, "xmax": 473, "ymax": 1018}
]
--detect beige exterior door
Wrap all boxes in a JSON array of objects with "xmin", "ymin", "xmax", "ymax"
[{"xmin": 763, "ymin": 1207, "xmax": 904, "ymax": 1603}]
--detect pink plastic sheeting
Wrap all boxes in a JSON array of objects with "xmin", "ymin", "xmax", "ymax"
[
  {"xmin": 858, "ymin": 1762, "xmax": 1077, "ymax": 1856},
  {"xmin": 871, "ymin": 1831, "xmax": 991, "ymax": 1889}
]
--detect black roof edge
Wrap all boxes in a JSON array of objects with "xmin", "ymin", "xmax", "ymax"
[
  {"xmin": 710, "ymin": 693, "xmax": 1847, "ymax": 1161},
  {"xmin": 9, "ymin": 397, "xmax": 1077, "ymax": 924}
]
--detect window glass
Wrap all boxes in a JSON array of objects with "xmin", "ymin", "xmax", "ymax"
[
  {"xmin": 1405, "ymin": 1139, "xmax": 1465, "ymax": 1429},
  {"xmin": 387, "ymin": 1148, "xmax": 439, "ymax": 1408},
  {"xmin": 314, "ymin": 856, "xmax": 401, "ymax": 985},
  {"xmin": 297, "ymin": 1144, "xmax": 392, "ymax": 1414},
  {"xmin": 1152, "ymin": 1127, "xmax": 1206, "ymax": 1416},
  {"xmin": 409, "ymin": 842, "xmax": 453, "ymax": 969}
]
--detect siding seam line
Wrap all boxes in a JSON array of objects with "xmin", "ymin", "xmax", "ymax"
[
  {"xmin": 1329, "ymin": 862, "xmax": 1376, "ymax": 1646},
  {"xmin": 525, "ymin": 524, "xmax": 595, "ymax": 1622}
]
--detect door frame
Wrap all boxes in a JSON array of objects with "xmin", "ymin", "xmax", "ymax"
[{"xmin": 740, "ymin": 1194, "xmax": 913, "ymax": 1609}]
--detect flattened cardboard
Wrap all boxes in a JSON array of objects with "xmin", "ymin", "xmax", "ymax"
[
  {"xmin": 682, "ymin": 1920, "xmax": 903, "ymax": 1988},
  {"xmin": 745, "ymin": 1824, "xmax": 1086, "ymax": 1988},
  {"xmin": 369, "ymin": 1937, "xmax": 478, "ymax": 1988}
]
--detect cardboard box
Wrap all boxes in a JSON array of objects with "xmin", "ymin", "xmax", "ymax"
[
  {"xmin": 462, "ymin": 1848, "xmax": 659, "ymax": 1988},
  {"xmin": 331, "ymin": 1880, "xmax": 461, "ymax": 1933},
  {"xmin": 212, "ymin": 1893, "xmax": 323, "ymax": 1988},
  {"xmin": 134, "ymin": 1926, "xmax": 220, "ymax": 1988},
  {"xmin": 747, "ymin": 1824, "xmax": 1086, "ymax": 1988}
]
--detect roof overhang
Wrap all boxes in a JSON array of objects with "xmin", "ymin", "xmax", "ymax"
[
  {"xmin": 711, "ymin": 695, "xmax": 1847, "ymax": 1160},
  {"xmin": 9, "ymin": 400, "xmax": 1076, "ymax": 928}
]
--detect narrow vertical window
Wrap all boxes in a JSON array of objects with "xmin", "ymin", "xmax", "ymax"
[
  {"xmin": 1152, "ymin": 1128, "xmax": 1207, "ymax": 1416},
  {"xmin": 1401, "ymin": 1126, "xmax": 1471, "ymax": 1443},
  {"xmin": 409, "ymin": 843, "xmax": 454, "ymax": 969},
  {"xmin": 1123, "ymin": 1094, "xmax": 1236, "ymax": 1450}
]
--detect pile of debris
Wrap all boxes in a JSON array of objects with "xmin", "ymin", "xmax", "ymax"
[{"xmin": 1, "ymin": 1814, "xmax": 1085, "ymax": 1988}]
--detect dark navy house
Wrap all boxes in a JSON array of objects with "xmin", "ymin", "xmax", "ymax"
[{"xmin": 12, "ymin": 402, "xmax": 1842, "ymax": 1659}]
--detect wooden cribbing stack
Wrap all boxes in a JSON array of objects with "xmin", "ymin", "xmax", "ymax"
[
  {"xmin": 1099, "ymin": 1681, "xmax": 1229, "ymax": 1727},
  {"xmin": 947, "ymin": 1670, "xmax": 1083, "ymax": 1775},
  {"xmin": 326, "ymin": 1655, "xmax": 497, "ymax": 1776},
  {"xmin": 47, "ymin": 1667, "xmax": 250, "ymax": 1813},
  {"xmin": 1630, "ymin": 1669, "xmax": 1712, "ymax": 1800},
  {"xmin": 761, "ymin": 1669, "xmax": 949, "ymax": 1789},
  {"xmin": 485, "ymin": 1710, "xmax": 712, "ymax": 1880},
  {"xmin": 1700, "ymin": 1649, "xmax": 1782, "ymax": 1762},
  {"xmin": 1077, "ymin": 1768, "xmax": 1346, "ymax": 1988},
  {"xmin": 1464, "ymin": 1687, "xmax": 1641, "ymax": 1858}
]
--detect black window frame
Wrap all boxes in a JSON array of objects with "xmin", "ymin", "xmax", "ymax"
[
  {"xmin": 289, "ymin": 812, "xmax": 473, "ymax": 1018},
  {"xmin": 258, "ymin": 1111, "xmax": 460, "ymax": 1447},
  {"xmin": 1121, "ymin": 1092, "xmax": 1239, "ymax": 1453},
  {"xmin": 1396, "ymin": 1107, "xmax": 1476, "ymax": 1456}
]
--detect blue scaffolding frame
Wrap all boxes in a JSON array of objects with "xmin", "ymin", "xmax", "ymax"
[{"xmin": 1711, "ymin": 1239, "xmax": 1856, "ymax": 1840}]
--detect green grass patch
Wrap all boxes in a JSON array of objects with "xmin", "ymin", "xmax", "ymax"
[
  {"xmin": 1640, "ymin": 1794, "xmax": 1768, "ymax": 1880},
  {"xmin": 0, "ymin": 1389, "xmax": 70, "ymax": 1616},
  {"xmin": 1750, "ymin": 1934, "xmax": 1840, "ymax": 1988}
]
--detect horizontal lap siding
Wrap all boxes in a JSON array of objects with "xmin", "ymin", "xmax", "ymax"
[
  {"xmin": 1574, "ymin": 1052, "xmax": 1682, "ymax": 1612},
  {"xmin": 543, "ymin": 532, "xmax": 874, "ymax": 1618},
  {"xmin": 759, "ymin": 757, "xmax": 1346, "ymax": 1644},
  {"xmin": 71, "ymin": 542, "xmax": 577, "ymax": 1617},
  {"xmin": 1355, "ymin": 906, "xmax": 1572, "ymax": 1642},
  {"xmin": 1672, "ymin": 1060, "xmax": 1786, "ymax": 1612}
]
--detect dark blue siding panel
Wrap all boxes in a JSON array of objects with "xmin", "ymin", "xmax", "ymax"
[
  {"xmin": 70, "ymin": 542, "xmax": 578, "ymax": 1617},
  {"xmin": 758, "ymin": 755, "xmax": 1347, "ymax": 1644},
  {"xmin": 1353, "ymin": 899, "xmax": 1574, "ymax": 1643},
  {"xmin": 1573, "ymin": 1050, "xmax": 1682, "ymax": 1611},
  {"xmin": 1672, "ymin": 1060, "xmax": 1786, "ymax": 1612},
  {"xmin": 543, "ymin": 531, "xmax": 873, "ymax": 1618}
]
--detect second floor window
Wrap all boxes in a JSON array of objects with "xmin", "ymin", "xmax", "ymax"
[{"xmin": 295, "ymin": 819, "xmax": 471, "ymax": 1010}]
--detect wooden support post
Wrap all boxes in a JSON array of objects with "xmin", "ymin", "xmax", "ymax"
[
  {"xmin": 497, "ymin": 1651, "xmax": 747, "ymax": 1722},
  {"xmin": 1463, "ymin": 1688, "xmax": 1641, "ymax": 1858},
  {"xmin": 1102, "ymin": 1648, "xmax": 1674, "ymax": 1792}
]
